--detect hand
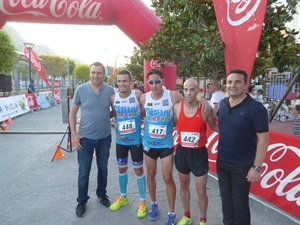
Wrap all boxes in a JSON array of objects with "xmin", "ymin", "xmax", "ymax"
[
  {"xmin": 72, "ymin": 133, "xmax": 82, "ymax": 150},
  {"xmin": 246, "ymin": 168, "xmax": 261, "ymax": 182}
]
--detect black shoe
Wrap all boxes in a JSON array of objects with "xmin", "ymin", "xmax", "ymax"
[
  {"xmin": 98, "ymin": 195, "xmax": 110, "ymax": 207},
  {"xmin": 76, "ymin": 203, "xmax": 86, "ymax": 217}
]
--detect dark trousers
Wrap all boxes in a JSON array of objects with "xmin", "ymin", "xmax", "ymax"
[
  {"xmin": 217, "ymin": 159, "xmax": 251, "ymax": 225},
  {"xmin": 77, "ymin": 135, "xmax": 111, "ymax": 204}
]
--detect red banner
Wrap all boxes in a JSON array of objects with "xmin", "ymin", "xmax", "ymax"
[
  {"xmin": 25, "ymin": 93, "xmax": 38, "ymax": 110},
  {"xmin": 24, "ymin": 48, "xmax": 52, "ymax": 88},
  {"xmin": 204, "ymin": 129, "xmax": 300, "ymax": 220},
  {"xmin": 213, "ymin": 0, "xmax": 267, "ymax": 83},
  {"xmin": 144, "ymin": 60, "xmax": 177, "ymax": 92}
]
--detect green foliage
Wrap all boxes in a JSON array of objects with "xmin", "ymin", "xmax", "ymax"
[
  {"xmin": 125, "ymin": 47, "xmax": 144, "ymax": 81},
  {"xmin": 39, "ymin": 54, "xmax": 68, "ymax": 78},
  {"xmin": 255, "ymin": 0, "xmax": 299, "ymax": 76},
  {"xmin": 0, "ymin": 30, "xmax": 17, "ymax": 74},
  {"xmin": 74, "ymin": 64, "xmax": 90, "ymax": 81},
  {"xmin": 130, "ymin": 0, "xmax": 299, "ymax": 82},
  {"xmin": 67, "ymin": 58, "xmax": 76, "ymax": 75},
  {"xmin": 139, "ymin": 0, "xmax": 225, "ymax": 81}
]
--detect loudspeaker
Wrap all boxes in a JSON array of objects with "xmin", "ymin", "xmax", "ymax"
[{"xmin": 0, "ymin": 74, "xmax": 12, "ymax": 92}]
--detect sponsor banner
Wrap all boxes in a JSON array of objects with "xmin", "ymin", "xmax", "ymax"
[
  {"xmin": 0, "ymin": 95, "xmax": 30, "ymax": 121},
  {"xmin": 52, "ymin": 90, "xmax": 61, "ymax": 104},
  {"xmin": 144, "ymin": 60, "xmax": 177, "ymax": 92},
  {"xmin": 204, "ymin": 128, "xmax": 300, "ymax": 220},
  {"xmin": 25, "ymin": 93, "xmax": 38, "ymax": 110},
  {"xmin": 213, "ymin": 0, "xmax": 267, "ymax": 83},
  {"xmin": 24, "ymin": 48, "xmax": 51, "ymax": 88},
  {"xmin": 36, "ymin": 92, "xmax": 55, "ymax": 109}
]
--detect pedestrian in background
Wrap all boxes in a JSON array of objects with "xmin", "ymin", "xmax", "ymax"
[
  {"xmin": 27, "ymin": 78, "xmax": 36, "ymax": 94},
  {"xmin": 140, "ymin": 68, "xmax": 184, "ymax": 225},
  {"xmin": 217, "ymin": 69, "xmax": 269, "ymax": 225},
  {"xmin": 289, "ymin": 104, "xmax": 300, "ymax": 137},
  {"xmin": 209, "ymin": 81, "xmax": 225, "ymax": 111},
  {"xmin": 69, "ymin": 61, "xmax": 115, "ymax": 217},
  {"xmin": 174, "ymin": 78, "xmax": 218, "ymax": 225},
  {"xmin": 109, "ymin": 70, "xmax": 147, "ymax": 218}
]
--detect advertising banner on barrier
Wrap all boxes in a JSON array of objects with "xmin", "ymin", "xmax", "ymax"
[
  {"xmin": 25, "ymin": 93, "xmax": 38, "ymax": 110},
  {"xmin": 205, "ymin": 129, "xmax": 300, "ymax": 220},
  {"xmin": 36, "ymin": 92, "xmax": 55, "ymax": 109},
  {"xmin": 0, "ymin": 95, "xmax": 30, "ymax": 121}
]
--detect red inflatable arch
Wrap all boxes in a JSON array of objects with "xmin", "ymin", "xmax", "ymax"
[{"xmin": 0, "ymin": 0, "xmax": 177, "ymax": 90}]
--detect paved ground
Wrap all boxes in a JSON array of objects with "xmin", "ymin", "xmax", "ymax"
[{"xmin": 0, "ymin": 104, "xmax": 299, "ymax": 225}]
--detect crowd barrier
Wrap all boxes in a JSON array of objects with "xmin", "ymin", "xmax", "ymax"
[
  {"xmin": 0, "ymin": 93, "xmax": 299, "ymax": 221},
  {"xmin": 0, "ymin": 91, "xmax": 61, "ymax": 122}
]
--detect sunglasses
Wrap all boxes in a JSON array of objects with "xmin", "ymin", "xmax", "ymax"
[{"xmin": 148, "ymin": 79, "xmax": 163, "ymax": 85}]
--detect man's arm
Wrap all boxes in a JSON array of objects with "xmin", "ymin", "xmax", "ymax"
[
  {"xmin": 173, "ymin": 102, "xmax": 181, "ymax": 126},
  {"xmin": 246, "ymin": 132, "xmax": 269, "ymax": 182},
  {"xmin": 140, "ymin": 94, "xmax": 146, "ymax": 118},
  {"xmin": 110, "ymin": 94, "xmax": 116, "ymax": 118},
  {"xmin": 206, "ymin": 113, "xmax": 219, "ymax": 133},
  {"xmin": 170, "ymin": 90, "xmax": 184, "ymax": 105},
  {"xmin": 69, "ymin": 103, "xmax": 81, "ymax": 149}
]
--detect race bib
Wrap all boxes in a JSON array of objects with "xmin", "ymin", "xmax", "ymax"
[
  {"xmin": 180, "ymin": 132, "xmax": 200, "ymax": 148},
  {"xmin": 149, "ymin": 124, "xmax": 167, "ymax": 139},
  {"xmin": 119, "ymin": 119, "xmax": 136, "ymax": 134}
]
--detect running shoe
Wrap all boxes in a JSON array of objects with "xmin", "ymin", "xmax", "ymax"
[
  {"xmin": 178, "ymin": 216, "xmax": 192, "ymax": 225},
  {"xmin": 165, "ymin": 213, "xmax": 176, "ymax": 225},
  {"xmin": 109, "ymin": 196, "xmax": 129, "ymax": 211},
  {"xmin": 148, "ymin": 202, "xmax": 158, "ymax": 221},
  {"xmin": 137, "ymin": 201, "xmax": 147, "ymax": 218},
  {"xmin": 200, "ymin": 220, "xmax": 207, "ymax": 225}
]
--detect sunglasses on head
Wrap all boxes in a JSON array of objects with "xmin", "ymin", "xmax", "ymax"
[{"xmin": 148, "ymin": 79, "xmax": 163, "ymax": 85}]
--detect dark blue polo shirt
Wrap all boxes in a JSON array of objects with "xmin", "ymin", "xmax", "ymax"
[{"xmin": 217, "ymin": 94, "xmax": 269, "ymax": 166}]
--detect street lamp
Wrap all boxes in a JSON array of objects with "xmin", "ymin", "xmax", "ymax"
[{"xmin": 23, "ymin": 42, "xmax": 35, "ymax": 82}]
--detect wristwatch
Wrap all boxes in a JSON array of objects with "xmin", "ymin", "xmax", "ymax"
[{"xmin": 252, "ymin": 165, "xmax": 262, "ymax": 172}]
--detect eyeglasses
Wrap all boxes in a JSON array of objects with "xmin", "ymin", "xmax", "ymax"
[{"xmin": 148, "ymin": 79, "xmax": 163, "ymax": 85}]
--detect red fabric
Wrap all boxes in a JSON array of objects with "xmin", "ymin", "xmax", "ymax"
[
  {"xmin": 24, "ymin": 48, "xmax": 51, "ymax": 88},
  {"xmin": 213, "ymin": 0, "xmax": 267, "ymax": 84},
  {"xmin": 206, "ymin": 128, "xmax": 300, "ymax": 220},
  {"xmin": 176, "ymin": 102, "xmax": 207, "ymax": 148},
  {"xmin": 25, "ymin": 93, "xmax": 38, "ymax": 109}
]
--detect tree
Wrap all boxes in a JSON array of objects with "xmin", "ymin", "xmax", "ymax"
[
  {"xmin": 125, "ymin": 47, "xmax": 144, "ymax": 82},
  {"xmin": 74, "ymin": 64, "xmax": 90, "ymax": 81},
  {"xmin": 254, "ymin": 0, "xmax": 299, "ymax": 76},
  {"xmin": 136, "ymin": 0, "xmax": 299, "ymax": 82},
  {"xmin": 139, "ymin": 0, "xmax": 225, "ymax": 81},
  {"xmin": 39, "ymin": 54, "xmax": 68, "ymax": 84},
  {"xmin": 0, "ymin": 30, "xmax": 17, "ymax": 74}
]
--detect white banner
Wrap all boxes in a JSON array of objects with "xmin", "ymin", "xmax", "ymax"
[{"xmin": 0, "ymin": 95, "xmax": 30, "ymax": 122}]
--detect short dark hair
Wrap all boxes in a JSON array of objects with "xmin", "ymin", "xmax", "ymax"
[
  {"xmin": 147, "ymin": 68, "xmax": 164, "ymax": 80},
  {"xmin": 90, "ymin": 62, "xmax": 105, "ymax": 71},
  {"xmin": 118, "ymin": 70, "xmax": 132, "ymax": 81},
  {"xmin": 228, "ymin": 69, "xmax": 248, "ymax": 84}
]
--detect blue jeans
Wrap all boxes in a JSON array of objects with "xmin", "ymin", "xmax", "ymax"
[
  {"xmin": 217, "ymin": 159, "xmax": 251, "ymax": 225},
  {"xmin": 77, "ymin": 135, "xmax": 111, "ymax": 204}
]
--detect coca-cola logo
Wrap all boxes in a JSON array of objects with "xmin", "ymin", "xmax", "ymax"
[
  {"xmin": 260, "ymin": 143, "xmax": 300, "ymax": 206},
  {"xmin": 24, "ymin": 51, "xmax": 42, "ymax": 72},
  {"xmin": 150, "ymin": 60, "xmax": 175, "ymax": 68},
  {"xmin": 226, "ymin": 0, "xmax": 261, "ymax": 26},
  {"xmin": 0, "ymin": 0, "xmax": 103, "ymax": 20}
]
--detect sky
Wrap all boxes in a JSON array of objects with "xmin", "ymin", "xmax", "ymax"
[{"xmin": 6, "ymin": 0, "xmax": 153, "ymax": 67}]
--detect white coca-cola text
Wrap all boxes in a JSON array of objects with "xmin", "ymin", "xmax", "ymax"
[
  {"xmin": 226, "ymin": 0, "xmax": 261, "ymax": 26},
  {"xmin": 0, "ymin": 0, "xmax": 103, "ymax": 20},
  {"xmin": 150, "ymin": 60, "xmax": 175, "ymax": 68}
]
